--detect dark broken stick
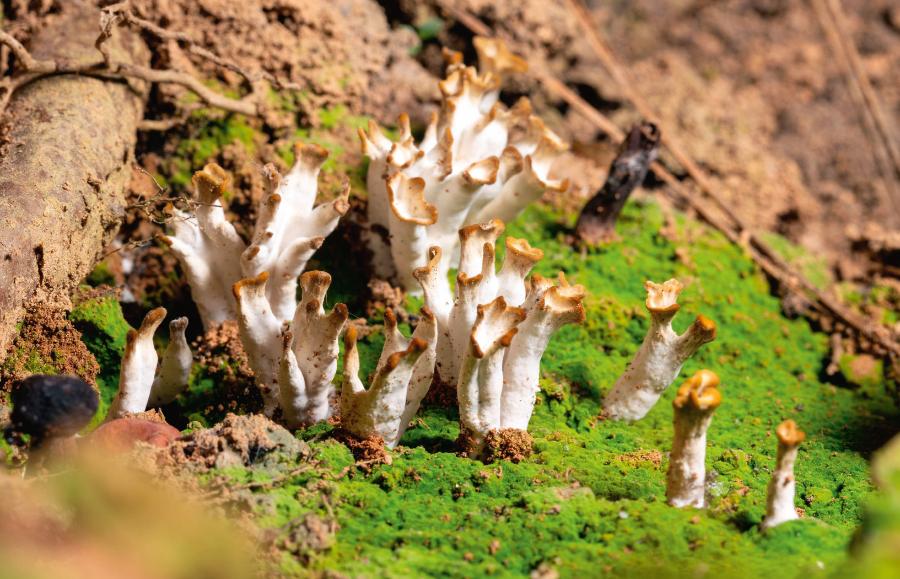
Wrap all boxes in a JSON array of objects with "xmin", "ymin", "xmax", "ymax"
[{"xmin": 575, "ymin": 122, "xmax": 660, "ymax": 244}]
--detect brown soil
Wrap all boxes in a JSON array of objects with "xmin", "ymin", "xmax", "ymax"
[
  {"xmin": 193, "ymin": 320, "xmax": 264, "ymax": 416},
  {"xmin": 166, "ymin": 412, "xmax": 306, "ymax": 469},
  {"xmin": 331, "ymin": 427, "xmax": 391, "ymax": 471},
  {"xmin": 0, "ymin": 303, "xmax": 100, "ymax": 390},
  {"xmin": 131, "ymin": 0, "xmax": 435, "ymax": 126},
  {"xmin": 482, "ymin": 428, "xmax": 534, "ymax": 464}
]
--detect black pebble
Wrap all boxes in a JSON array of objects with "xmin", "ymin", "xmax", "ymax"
[{"xmin": 10, "ymin": 375, "xmax": 99, "ymax": 444}]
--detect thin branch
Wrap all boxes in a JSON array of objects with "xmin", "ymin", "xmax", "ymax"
[
  {"xmin": 810, "ymin": 0, "xmax": 900, "ymax": 218},
  {"xmin": 0, "ymin": 5, "xmax": 266, "ymax": 119}
]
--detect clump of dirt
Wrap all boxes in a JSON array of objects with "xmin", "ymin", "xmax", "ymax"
[
  {"xmin": 131, "ymin": 0, "xmax": 435, "ymax": 125},
  {"xmin": 192, "ymin": 320, "xmax": 264, "ymax": 417},
  {"xmin": 482, "ymin": 429, "xmax": 534, "ymax": 464},
  {"xmin": 166, "ymin": 413, "xmax": 308, "ymax": 469},
  {"xmin": 366, "ymin": 278, "xmax": 406, "ymax": 318},
  {"xmin": 270, "ymin": 513, "xmax": 339, "ymax": 564},
  {"xmin": 0, "ymin": 303, "xmax": 100, "ymax": 390},
  {"xmin": 331, "ymin": 428, "xmax": 391, "ymax": 471}
]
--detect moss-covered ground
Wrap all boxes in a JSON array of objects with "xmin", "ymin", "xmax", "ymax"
[{"xmin": 58, "ymin": 110, "xmax": 899, "ymax": 577}]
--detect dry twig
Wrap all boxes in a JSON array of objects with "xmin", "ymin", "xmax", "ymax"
[
  {"xmin": 0, "ymin": 2, "xmax": 297, "ymax": 121},
  {"xmin": 809, "ymin": 0, "xmax": 900, "ymax": 218}
]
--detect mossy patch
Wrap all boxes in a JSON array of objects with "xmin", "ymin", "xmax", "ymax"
[
  {"xmin": 138, "ymin": 199, "xmax": 896, "ymax": 577},
  {"xmin": 69, "ymin": 288, "xmax": 132, "ymax": 418}
]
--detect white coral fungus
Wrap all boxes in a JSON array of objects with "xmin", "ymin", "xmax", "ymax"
[
  {"xmin": 108, "ymin": 308, "xmax": 192, "ymax": 419},
  {"xmin": 762, "ymin": 419, "xmax": 805, "ymax": 530},
  {"xmin": 359, "ymin": 38, "xmax": 568, "ymax": 291},
  {"xmin": 666, "ymin": 369, "xmax": 721, "ymax": 508},
  {"xmin": 603, "ymin": 279, "xmax": 717, "ymax": 421},
  {"xmin": 233, "ymin": 271, "xmax": 348, "ymax": 422},
  {"xmin": 162, "ymin": 143, "xmax": 348, "ymax": 329}
]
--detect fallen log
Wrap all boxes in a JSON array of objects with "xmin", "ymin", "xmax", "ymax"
[{"xmin": 0, "ymin": 2, "xmax": 149, "ymax": 361}]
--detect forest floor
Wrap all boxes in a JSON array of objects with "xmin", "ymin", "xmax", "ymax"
[{"xmin": 1, "ymin": 0, "xmax": 898, "ymax": 577}]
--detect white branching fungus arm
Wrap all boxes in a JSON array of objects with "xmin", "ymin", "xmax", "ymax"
[
  {"xmin": 163, "ymin": 143, "xmax": 347, "ymax": 329},
  {"xmin": 340, "ymin": 323, "xmax": 434, "ymax": 447},
  {"xmin": 762, "ymin": 420, "xmax": 805, "ymax": 530},
  {"xmin": 603, "ymin": 279, "xmax": 717, "ymax": 421},
  {"xmin": 500, "ymin": 274, "xmax": 586, "ymax": 430},
  {"xmin": 148, "ymin": 317, "xmax": 192, "ymax": 408},
  {"xmin": 285, "ymin": 271, "xmax": 349, "ymax": 426},
  {"xmin": 107, "ymin": 308, "xmax": 167, "ymax": 419},
  {"xmin": 161, "ymin": 166, "xmax": 244, "ymax": 329},
  {"xmin": 232, "ymin": 272, "xmax": 284, "ymax": 415},
  {"xmin": 457, "ymin": 297, "xmax": 526, "ymax": 453},
  {"xmin": 666, "ymin": 370, "xmax": 721, "ymax": 508},
  {"xmin": 242, "ymin": 145, "xmax": 349, "ymax": 322},
  {"xmin": 234, "ymin": 270, "xmax": 348, "ymax": 423},
  {"xmin": 359, "ymin": 38, "xmax": 568, "ymax": 292}
]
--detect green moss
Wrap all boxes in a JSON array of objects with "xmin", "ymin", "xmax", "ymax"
[
  {"xmin": 758, "ymin": 231, "xmax": 832, "ymax": 290},
  {"xmin": 72, "ymin": 182, "xmax": 894, "ymax": 576},
  {"xmin": 69, "ymin": 290, "xmax": 131, "ymax": 413},
  {"xmin": 170, "ymin": 115, "xmax": 258, "ymax": 187},
  {"xmin": 85, "ymin": 261, "xmax": 116, "ymax": 287}
]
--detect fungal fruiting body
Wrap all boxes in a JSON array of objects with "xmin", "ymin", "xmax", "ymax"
[
  {"xmin": 148, "ymin": 317, "xmax": 192, "ymax": 407},
  {"xmin": 358, "ymin": 38, "xmax": 568, "ymax": 291},
  {"xmin": 603, "ymin": 279, "xmax": 717, "ymax": 421},
  {"xmin": 413, "ymin": 220, "xmax": 585, "ymax": 455},
  {"xmin": 666, "ymin": 370, "xmax": 721, "ymax": 508},
  {"xmin": 233, "ymin": 271, "xmax": 348, "ymax": 422},
  {"xmin": 456, "ymin": 297, "xmax": 525, "ymax": 454},
  {"xmin": 162, "ymin": 143, "xmax": 348, "ymax": 329},
  {"xmin": 340, "ymin": 308, "xmax": 437, "ymax": 448},
  {"xmin": 762, "ymin": 419, "xmax": 806, "ymax": 530},
  {"xmin": 108, "ymin": 309, "xmax": 193, "ymax": 420}
]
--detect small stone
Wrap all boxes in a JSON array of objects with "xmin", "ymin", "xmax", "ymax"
[
  {"xmin": 10, "ymin": 375, "xmax": 98, "ymax": 445},
  {"xmin": 91, "ymin": 418, "xmax": 181, "ymax": 453}
]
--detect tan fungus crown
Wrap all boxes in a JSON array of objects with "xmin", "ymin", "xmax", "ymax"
[
  {"xmin": 776, "ymin": 419, "xmax": 806, "ymax": 446},
  {"xmin": 645, "ymin": 279, "xmax": 684, "ymax": 313},
  {"xmin": 673, "ymin": 369, "xmax": 722, "ymax": 411}
]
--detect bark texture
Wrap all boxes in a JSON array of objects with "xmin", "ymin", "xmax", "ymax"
[{"xmin": 0, "ymin": 2, "xmax": 149, "ymax": 361}]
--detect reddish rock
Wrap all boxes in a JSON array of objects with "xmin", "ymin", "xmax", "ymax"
[{"xmin": 90, "ymin": 418, "xmax": 181, "ymax": 453}]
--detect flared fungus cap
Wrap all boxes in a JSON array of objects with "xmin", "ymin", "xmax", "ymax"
[
  {"xmin": 645, "ymin": 279, "xmax": 684, "ymax": 313},
  {"xmin": 470, "ymin": 297, "xmax": 526, "ymax": 358},
  {"xmin": 776, "ymin": 419, "xmax": 806, "ymax": 447},
  {"xmin": 540, "ymin": 275, "xmax": 588, "ymax": 324},
  {"xmin": 232, "ymin": 271, "xmax": 269, "ymax": 300},
  {"xmin": 386, "ymin": 173, "xmax": 437, "ymax": 225},
  {"xmin": 472, "ymin": 37, "xmax": 528, "ymax": 79},
  {"xmin": 673, "ymin": 369, "xmax": 721, "ymax": 411},
  {"xmin": 191, "ymin": 162, "xmax": 230, "ymax": 205}
]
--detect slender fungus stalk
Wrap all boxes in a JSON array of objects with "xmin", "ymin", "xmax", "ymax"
[
  {"xmin": 107, "ymin": 308, "xmax": 168, "ymax": 419},
  {"xmin": 762, "ymin": 420, "xmax": 806, "ymax": 530},
  {"xmin": 148, "ymin": 317, "xmax": 192, "ymax": 407},
  {"xmin": 666, "ymin": 370, "xmax": 721, "ymax": 508},
  {"xmin": 603, "ymin": 279, "xmax": 717, "ymax": 421},
  {"xmin": 575, "ymin": 122, "xmax": 660, "ymax": 245}
]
